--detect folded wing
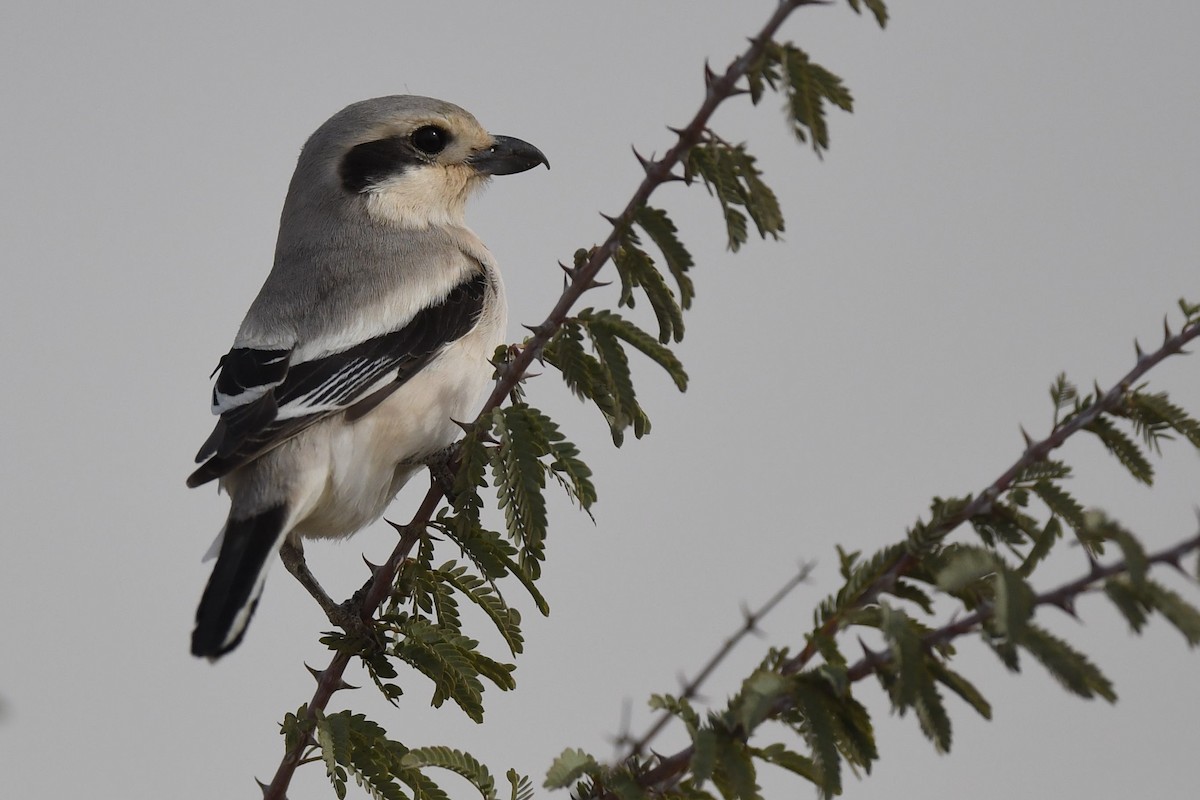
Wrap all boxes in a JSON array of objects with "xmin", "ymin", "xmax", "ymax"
[{"xmin": 188, "ymin": 271, "xmax": 488, "ymax": 487}]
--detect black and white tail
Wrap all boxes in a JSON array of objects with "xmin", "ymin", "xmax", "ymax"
[{"xmin": 191, "ymin": 504, "xmax": 289, "ymax": 659}]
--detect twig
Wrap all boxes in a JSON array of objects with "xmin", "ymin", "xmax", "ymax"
[
  {"xmin": 618, "ymin": 563, "xmax": 813, "ymax": 759},
  {"xmin": 844, "ymin": 530, "xmax": 1200, "ymax": 681},
  {"xmin": 597, "ymin": 529, "xmax": 1200, "ymax": 799},
  {"xmin": 780, "ymin": 314, "xmax": 1200, "ymax": 676}
]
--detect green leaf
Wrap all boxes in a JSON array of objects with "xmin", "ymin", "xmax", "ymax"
[
  {"xmin": 634, "ymin": 206, "xmax": 695, "ymax": 309},
  {"xmin": 791, "ymin": 675, "xmax": 842, "ymax": 797},
  {"xmin": 913, "ymin": 672, "xmax": 952, "ymax": 754},
  {"xmin": 878, "ymin": 604, "xmax": 926, "ymax": 711},
  {"xmin": 543, "ymin": 319, "xmax": 625, "ymax": 443},
  {"xmin": 752, "ymin": 743, "xmax": 819, "ymax": 785},
  {"xmin": 1048, "ymin": 372, "xmax": 1078, "ymax": 422},
  {"xmin": 1018, "ymin": 516, "xmax": 1063, "ymax": 577},
  {"xmin": 389, "ymin": 616, "xmax": 515, "ymax": 722},
  {"xmin": 1018, "ymin": 624, "xmax": 1116, "ymax": 702},
  {"xmin": 649, "ymin": 693, "xmax": 701, "ymax": 735},
  {"xmin": 686, "ymin": 141, "xmax": 782, "ymax": 251},
  {"xmin": 779, "ymin": 44, "xmax": 854, "ymax": 153},
  {"xmin": 817, "ymin": 542, "xmax": 907, "ymax": 625},
  {"xmin": 444, "ymin": 521, "xmax": 550, "ymax": 616},
  {"xmin": 489, "ymin": 406, "xmax": 550, "ymax": 577},
  {"xmin": 928, "ymin": 660, "xmax": 992, "ymax": 720},
  {"xmin": 733, "ymin": 670, "xmax": 791, "ymax": 733},
  {"xmin": 846, "ymin": 0, "xmax": 888, "ymax": 27},
  {"xmin": 1031, "ymin": 480, "xmax": 1088, "ymax": 533},
  {"xmin": 435, "ymin": 561, "xmax": 524, "ymax": 656},
  {"xmin": 581, "ymin": 309, "xmax": 650, "ymax": 442},
  {"xmin": 712, "ymin": 734, "xmax": 761, "ymax": 800},
  {"xmin": 888, "ymin": 579, "xmax": 934, "ymax": 614},
  {"xmin": 935, "ymin": 546, "xmax": 998, "ymax": 593},
  {"xmin": 1014, "ymin": 459, "xmax": 1073, "ymax": 483},
  {"xmin": 614, "ymin": 237, "xmax": 685, "ymax": 343},
  {"xmin": 993, "ymin": 568, "xmax": 1034, "ymax": 641},
  {"xmin": 1085, "ymin": 415, "xmax": 1154, "ymax": 484},
  {"xmin": 583, "ymin": 308, "xmax": 688, "ymax": 391},
  {"xmin": 1128, "ymin": 390, "xmax": 1200, "ymax": 450},
  {"xmin": 609, "ymin": 769, "xmax": 649, "ymax": 800},
  {"xmin": 689, "ymin": 728, "xmax": 717, "ymax": 787},
  {"xmin": 402, "ymin": 746, "xmax": 496, "ymax": 800},
  {"xmin": 1145, "ymin": 580, "xmax": 1200, "ymax": 646},
  {"xmin": 825, "ymin": 684, "xmax": 878, "ymax": 769},
  {"xmin": 543, "ymin": 748, "xmax": 600, "ymax": 790},
  {"xmin": 1083, "ymin": 513, "xmax": 1148, "ymax": 588},
  {"xmin": 507, "ymin": 770, "xmax": 534, "ymax": 800},
  {"xmin": 314, "ymin": 711, "xmax": 413, "ymax": 800},
  {"xmin": 1103, "ymin": 577, "xmax": 1150, "ymax": 634}
]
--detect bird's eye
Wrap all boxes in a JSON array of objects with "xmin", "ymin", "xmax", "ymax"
[{"xmin": 411, "ymin": 125, "xmax": 449, "ymax": 155}]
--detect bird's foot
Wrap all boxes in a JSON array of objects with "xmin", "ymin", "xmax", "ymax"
[{"xmin": 279, "ymin": 540, "xmax": 377, "ymax": 642}]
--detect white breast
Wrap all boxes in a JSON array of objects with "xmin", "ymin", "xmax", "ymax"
[{"xmin": 288, "ymin": 269, "xmax": 506, "ymax": 540}]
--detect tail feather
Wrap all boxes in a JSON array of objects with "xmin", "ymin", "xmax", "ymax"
[{"xmin": 191, "ymin": 503, "xmax": 289, "ymax": 659}]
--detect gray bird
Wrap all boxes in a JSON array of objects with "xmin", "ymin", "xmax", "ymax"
[{"xmin": 188, "ymin": 96, "xmax": 547, "ymax": 659}]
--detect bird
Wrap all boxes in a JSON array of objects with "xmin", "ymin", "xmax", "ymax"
[{"xmin": 188, "ymin": 95, "xmax": 548, "ymax": 659}]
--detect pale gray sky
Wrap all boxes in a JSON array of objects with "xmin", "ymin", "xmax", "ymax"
[{"xmin": 2, "ymin": 2, "xmax": 1198, "ymax": 798}]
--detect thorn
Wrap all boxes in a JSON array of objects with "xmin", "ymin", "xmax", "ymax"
[
  {"xmin": 1134, "ymin": 339, "xmax": 1145, "ymax": 360},
  {"xmin": 857, "ymin": 636, "xmax": 886, "ymax": 669},
  {"xmin": 558, "ymin": 261, "xmax": 577, "ymax": 279},
  {"xmin": 703, "ymin": 59, "xmax": 717, "ymax": 87},
  {"xmin": 304, "ymin": 662, "xmax": 356, "ymax": 688},
  {"xmin": 449, "ymin": 417, "xmax": 474, "ymax": 434},
  {"xmin": 1019, "ymin": 426, "xmax": 1035, "ymax": 448},
  {"xmin": 255, "ymin": 778, "xmax": 271, "ymax": 798},
  {"xmin": 308, "ymin": 661, "xmax": 359, "ymax": 693},
  {"xmin": 726, "ymin": 86, "xmax": 752, "ymax": 97},
  {"xmin": 523, "ymin": 322, "xmax": 550, "ymax": 337},
  {"xmin": 362, "ymin": 554, "xmax": 382, "ymax": 575},
  {"xmin": 599, "ymin": 212, "xmax": 621, "ymax": 226},
  {"xmin": 659, "ymin": 173, "xmax": 689, "ymax": 184},
  {"xmin": 1164, "ymin": 316, "xmax": 1174, "ymax": 341},
  {"xmin": 1052, "ymin": 594, "xmax": 1079, "ymax": 618},
  {"xmin": 666, "ymin": 125, "xmax": 687, "ymax": 137},
  {"xmin": 631, "ymin": 145, "xmax": 655, "ymax": 173}
]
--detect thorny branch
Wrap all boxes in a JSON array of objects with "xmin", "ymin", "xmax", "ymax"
[
  {"xmin": 781, "ymin": 313, "xmax": 1200, "ymax": 677},
  {"xmin": 595, "ymin": 529, "xmax": 1200, "ymax": 800},
  {"xmin": 845, "ymin": 529, "xmax": 1200, "ymax": 680},
  {"xmin": 572, "ymin": 313, "xmax": 1200, "ymax": 798},
  {"xmin": 261, "ymin": 1, "xmax": 832, "ymax": 796},
  {"xmin": 616, "ymin": 563, "xmax": 814, "ymax": 759}
]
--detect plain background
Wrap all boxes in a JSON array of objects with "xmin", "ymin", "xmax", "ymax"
[{"xmin": 2, "ymin": 2, "xmax": 1198, "ymax": 798}]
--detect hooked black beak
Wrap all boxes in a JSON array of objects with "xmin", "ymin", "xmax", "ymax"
[{"xmin": 468, "ymin": 135, "xmax": 549, "ymax": 176}]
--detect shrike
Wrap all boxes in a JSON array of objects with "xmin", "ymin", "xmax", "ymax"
[{"xmin": 188, "ymin": 96, "xmax": 547, "ymax": 659}]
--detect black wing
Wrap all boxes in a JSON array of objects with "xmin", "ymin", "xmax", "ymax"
[{"xmin": 187, "ymin": 271, "xmax": 487, "ymax": 488}]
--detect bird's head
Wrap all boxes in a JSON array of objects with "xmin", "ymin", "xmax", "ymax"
[{"xmin": 293, "ymin": 95, "xmax": 548, "ymax": 229}]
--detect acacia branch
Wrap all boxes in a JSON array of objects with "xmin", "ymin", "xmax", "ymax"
[
  {"xmin": 597, "ymin": 529, "xmax": 1200, "ymax": 800},
  {"xmin": 781, "ymin": 314, "xmax": 1200, "ymax": 676},
  {"xmin": 844, "ymin": 529, "xmax": 1200, "ymax": 682},
  {"xmin": 261, "ymin": 2, "xmax": 831, "ymax": 796},
  {"xmin": 618, "ymin": 563, "xmax": 814, "ymax": 759}
]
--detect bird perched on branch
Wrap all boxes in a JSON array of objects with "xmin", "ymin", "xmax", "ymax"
[{"xmin": 188, "ymin": 96, "xmax": 548, "ymax": 659}]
